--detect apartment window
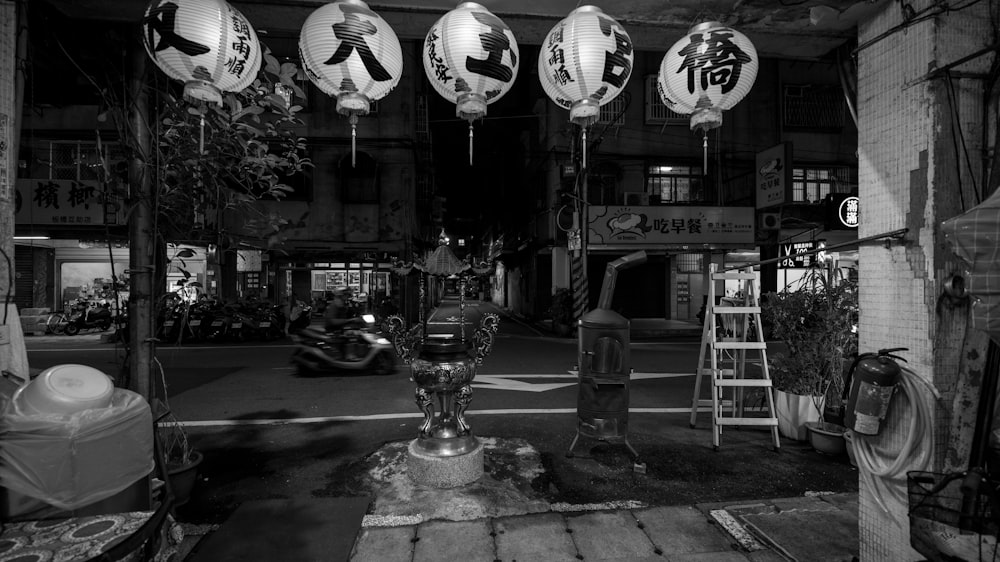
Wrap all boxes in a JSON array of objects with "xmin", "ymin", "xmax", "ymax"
[
  {"xmin": 45, "ymin": 141, "xmax": 124, "ymax": 181},
  {"xmin": 340, "ymin": 151, "xmax": 379, "ymax": 204},
  {"xmin": 792, "ymin": 167, "xmax": 851, "ymax": 203},
  {"xmin": 782, "ymin": 84, "xmax": 845, "ymax": 129},
  {"xmin": 646, "ymin": 165, "xmax": 704, "ymax": 203},
  {"xmin": 644, "ymin": 75, "xmax": 687, "ymax": 125},
  {"xmin": 587, "ymin": 163, "xmax": 620, "ymax": 206},
  {"xmin": 597, "ymin": 94, "xmax": 626, "ymax": 126}
]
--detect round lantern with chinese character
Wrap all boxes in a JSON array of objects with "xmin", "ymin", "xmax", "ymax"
[
  {"xmin": 657, "ymin": 22, "xmax": 758, "ymax": 167},
  {"xmin": 142, "ymin": 0, "xmax": 262, "ymax": 106},
  {"xmin": 300, "ymin": 0, "xmax": 403, "ymax": 166},
  {"xmin": 423, "ymin": 2, "xmax": 520, "ymax": 164},
  {"xmin": 537, "ymin": 5, "xmax": 633, "ymax": 168}
]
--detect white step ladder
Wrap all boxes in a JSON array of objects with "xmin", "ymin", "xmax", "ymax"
[{"xmin": 689, "ymin": 264, "xmax": 780, "ymax": 451}]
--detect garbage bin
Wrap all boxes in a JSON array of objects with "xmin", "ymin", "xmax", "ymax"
[{"xmin": 0, "ymin": 365, "xmax": 154, "ymax": 521}]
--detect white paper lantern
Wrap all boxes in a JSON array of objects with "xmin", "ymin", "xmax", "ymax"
[
  {"xmin": 300, "ymin": 0, "xmax": 403, "ymax": 164},
  {"xmin": 538, "ymin": 6, "xmax": 633, "ymax": 167},
  {"xmin": 423, "ymin": 2, "xmax": 520, "ymax": 163},
  {"xmin": 657, "ymin": 21, "xmax": 758, "ymax": 133},
  {"xmin": 142, "ymin": 0, "xmax": 262, "ymax": 105}
]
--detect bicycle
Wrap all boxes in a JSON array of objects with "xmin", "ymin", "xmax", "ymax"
[{"xmin": 44, "ymin": 311, "xmax": 71, "ymax": 335}]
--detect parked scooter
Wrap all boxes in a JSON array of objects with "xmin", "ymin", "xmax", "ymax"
[
  {"xmin": 64, "ymin": 301, "xmax": 113, "ymax": 336},
  {"xmin": 289, "ymin": 314, "xmax": 396, "ymax": 376}
]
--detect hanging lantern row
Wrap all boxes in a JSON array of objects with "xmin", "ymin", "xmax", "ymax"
[
  {"xmin": 657, "ymin": 21, "xmax": 759, "ymax": 170},
  {"xmin": 422, "ymin": 2, "xmax": 520, "ymax": 165},
  {"xmin": 143, "ymin": 0, "xmax": 758, "ymax": 172},
  {"xmin": 299, "ymin": 0, "xmax": 404, "ymax": 167}
]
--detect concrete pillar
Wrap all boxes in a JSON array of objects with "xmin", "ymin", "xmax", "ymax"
[
  {"xmin": 0, "ymin": 0, "xmax": 28, "ymax": 379},
  {"xmin": 856, "ymin": 1, "xmax": 993, "ymax": 558}
]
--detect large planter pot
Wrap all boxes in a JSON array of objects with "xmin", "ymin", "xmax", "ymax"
[
  {"xmin": 804, "ymin": 421, "xmax": 847, "ymax": 455},
  {"xmin": 167, "ymin": 450, "xmax": 203, "ymax": 507},
  {"xmin": 774, "ymin": 390, "xmax": 823, "ymax": 441}
]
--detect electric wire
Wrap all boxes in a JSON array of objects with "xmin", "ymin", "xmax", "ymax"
[{"xmin": 850, "ymin": 365, "xmax": 939, "ymax": 522}]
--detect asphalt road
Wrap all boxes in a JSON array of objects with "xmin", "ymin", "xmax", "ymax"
[
  {"xmin": 20, "ymin": 303, "xmax": 856, "ymax": 526},
  {"xmin": 22, "ymin": 305, "xmax": 707, "ymax": 425}
]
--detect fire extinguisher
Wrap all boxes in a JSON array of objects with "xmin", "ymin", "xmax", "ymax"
[{"xmin": 842, "ymin": 347, "xmax": 908, "ymax": 436}]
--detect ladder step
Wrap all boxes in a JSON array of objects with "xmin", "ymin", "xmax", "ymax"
[
  {"xmin": 714, "ymin": 306, "xmax": 760, "ymax": 314},
  {"xmin": 715, "ymin": 418, "xmax": 778, "ymax": 427},
  {"xmin": 711, "ymin": 272, "xmax": 758, "ymax": 280},
  {"xmin": 714, "ymin": 379, "xmax": 773, "ymax": 387},
  {"xmin": 713, "ymin": 341, "xmax": 767, "ymax": 350}
]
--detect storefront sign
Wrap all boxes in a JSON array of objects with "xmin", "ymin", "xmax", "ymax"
[
  {"xmin": 837, "ymin": 195, "xmax": 859, "ymax": 228},
  {"xmin": 756, "ymin": 142, "xmax": 792, "ymax": 209},
  {"xmin": 14, "ymin": 179, "xmax": 105, "ymax": 225},
  {"xmin": 587, "ymin": 205, "xmax": 754, "ymax": 247},
  {"xmin": 778, "ymin": 240, "xmax": 816, "ymax": 268}
]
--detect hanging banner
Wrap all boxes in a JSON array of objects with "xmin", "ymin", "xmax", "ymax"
[
  {"xmin": 587, "ymin": 205, "xmax": 754, "ymax": 248},
  {"xmin": 14, "ymin": 179, "xmax": 106, "ymax": 226}
]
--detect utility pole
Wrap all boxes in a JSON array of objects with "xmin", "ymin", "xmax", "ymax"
[
  {"xmin": 0, "ymin": 0, "xmax": 28, "ymax": 379},
  {"xmin": 127, "ymin": 42, "xmax": 155, "ymax": 401}
]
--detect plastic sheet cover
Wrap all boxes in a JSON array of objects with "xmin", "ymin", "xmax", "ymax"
[
  {"xmin": 0, "ymin": 388, "xmax": 154, "ymax": 510},
  {"xmin": 941, "ymin": 188, "xmax": 1000, "ymax": 340}
]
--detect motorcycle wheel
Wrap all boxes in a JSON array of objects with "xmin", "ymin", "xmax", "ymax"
[
  {"xmin": 99, "ymin": 320, "xmax": 111, "ymax": 331},
  {"xmin": 64, "ymin": 323, "xmax": 80, "ymax": 336},
  {"xmin": 372, "ymin": 351, "xmax": 397, "ymax": 376}
]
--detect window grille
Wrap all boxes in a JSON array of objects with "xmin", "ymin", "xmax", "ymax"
[
  {"xmin": 782, "ymin": 84, "xmax": 845, "ymax": 129},
  {"xmin": 646, "ymin": 165, "xmax": 704, "ymax": 203},
  {"xmin": 597, "ymin": 94, "xmax": 626, "ymax": 126},
  {"xmin": 645, "ymin": 75, "xmax": 687, "ymax": 125},
  {"xmin": 676, "ymin": 253, "xmax": 703, "ymax": 273},
  {"xmin": 792, "ymin": 167, "xmax": 851, "ymax": 203}
]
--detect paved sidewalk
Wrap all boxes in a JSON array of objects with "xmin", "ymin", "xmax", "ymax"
[{"xmin": 350, "ymin": 492, "xmax": 858, "ymax": 561}]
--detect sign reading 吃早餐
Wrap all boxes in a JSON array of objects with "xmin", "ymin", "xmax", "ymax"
[{"xmin": 586, "ymin": 206, "xmax": 754, "ymax": 248}]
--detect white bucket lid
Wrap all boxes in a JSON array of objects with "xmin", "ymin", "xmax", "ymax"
[{"xmin": 16, "ymin": 364, "xmax": 114, "ymax": 414}]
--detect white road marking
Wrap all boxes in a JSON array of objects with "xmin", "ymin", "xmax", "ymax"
[
  {"xmin": 473, "ymin": 375, "xmax": 576, "ymax": 392},
  {"xmin": 177, "ymin": 407, "xmax": 711, "ymax": 427}
]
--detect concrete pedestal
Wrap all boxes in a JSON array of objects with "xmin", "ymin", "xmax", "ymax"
[{"xmin": 407, "ymin": 439, "xmax": 484, "ymax": 488}]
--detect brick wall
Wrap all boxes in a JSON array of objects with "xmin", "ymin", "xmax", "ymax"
[{"xmin": 857, "ymin": 0, "xmax": 992, "ymax": 558}]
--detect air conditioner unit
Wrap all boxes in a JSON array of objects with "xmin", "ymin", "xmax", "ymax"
[
  {"xmin": 760, "ymin": 212, "xmax": 781, "ymax": 230},
  {"xmin": 625, "ymin": 192, "xmax": 649, "ymax": 206}
]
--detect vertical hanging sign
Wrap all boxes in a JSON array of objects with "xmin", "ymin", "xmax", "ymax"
[{"xmin": 0, "ymin": 113, "xmax": 9, "ymax": 201}]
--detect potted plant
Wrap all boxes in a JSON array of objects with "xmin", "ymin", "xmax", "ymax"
[
  {"xmin": 155, "ymin": 407, "xmax": 203, "ymax": 508},
  {"xmin": 762, "ymin": 266, "xmax": 858, "ymax": 444},
  {"xmin": 546, "ymin": 288, "xmax": 576, "ymax": 336}
]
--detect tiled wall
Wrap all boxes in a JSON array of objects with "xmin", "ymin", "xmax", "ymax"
[{"xmin": 857, "ymin": 0, "xmax": 992, "ymax": 558}]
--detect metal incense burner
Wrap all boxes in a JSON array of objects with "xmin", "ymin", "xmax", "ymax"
[{"xmin": 387, "ymin": 241, "xmax": 498, "ymax": 458}]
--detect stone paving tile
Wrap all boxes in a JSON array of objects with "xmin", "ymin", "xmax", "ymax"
[
  {"xmin": 350, "ymin": 526, "xmax": 415, "ymax": 562},
  {"xmin": 634, "ymin": 505, "xmax": 739, "ymax": 555},
  {"xmin": 493, "ymin": 512, "xmax": 579, "ymax": 562},
  {"xmin": 565, "ymin": 510, "xmax": 659, "ymax": 561},
  {"xmin": 413, "ymin": 519, "xmax": 495, "ymax": 562}
]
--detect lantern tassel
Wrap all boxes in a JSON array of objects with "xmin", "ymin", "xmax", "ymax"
[
  {"xmin": 582, "ymin": 128, "xmax": 588, "ymax": 170},
  {"xmin": 199, "ymin": 114, "xmax": 205, "ymax": 155},
  {"xmin": 702, "ymin": 132, "xmax": 708, "ymax": 173},
  {"xmin": 468, "ymin": 123, "xmax": 474, "ymax": 166},
  {"xmin": 349, "ymin": 113, "xmax": 359, "ymax": 168}
]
